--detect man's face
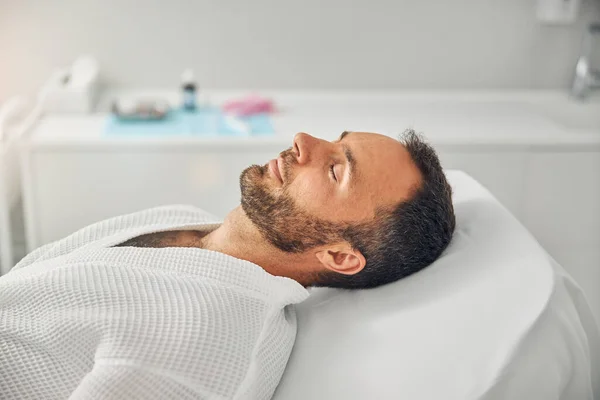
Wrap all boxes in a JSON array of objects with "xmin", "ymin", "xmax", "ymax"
[{"xmin": 240, "ymin": 131, "xmax": 421, "ymax": 253}]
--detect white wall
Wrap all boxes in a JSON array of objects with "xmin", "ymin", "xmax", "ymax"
[{"xmin": 1, "ymin": 0, "xmax": 600, "ymax": 101}]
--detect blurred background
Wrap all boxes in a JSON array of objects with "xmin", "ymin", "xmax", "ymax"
[
  {"xmin": 1, "ymin": 0, "xmax": 600, "ymax": 93},
  {"xmin": 0, "ymin": 0, "xmax": 599, "ymax": 319}
]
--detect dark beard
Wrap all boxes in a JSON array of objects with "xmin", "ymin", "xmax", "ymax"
[{"xmin": 239, "ymin": 153, "xmax": 345, "ymax": 253}]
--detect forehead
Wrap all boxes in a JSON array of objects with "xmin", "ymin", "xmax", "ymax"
[{"xmin": 345, "ymin": 131, "xmax": 421, "ymax": 209}]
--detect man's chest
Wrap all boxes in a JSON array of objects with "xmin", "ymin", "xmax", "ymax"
[{"xmin": 114, "ymin": 230, "xmax": 205, "ymax": 248}]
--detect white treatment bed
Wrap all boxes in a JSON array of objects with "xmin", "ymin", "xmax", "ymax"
[{"xmin": 274, "ymin": 171, "xmax": 600, "ymax": 400}]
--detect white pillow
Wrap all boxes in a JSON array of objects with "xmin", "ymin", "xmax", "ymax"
[{"xmin": 274, "ymin": 171, "xmax": 598, "ymax": 400}]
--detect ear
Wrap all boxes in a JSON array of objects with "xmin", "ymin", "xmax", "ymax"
[{"xmin": 315, "ymin": 243, "xmax": 366, "ymax": 276}]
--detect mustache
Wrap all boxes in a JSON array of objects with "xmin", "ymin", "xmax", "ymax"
[{"xmin": 278, "ymin": 147, "xmax": 297, "ymax": 183}]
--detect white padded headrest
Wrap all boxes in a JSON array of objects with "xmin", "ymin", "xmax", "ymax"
[{"xmin": 274, "ymin": 171, "xmax": 554, "ymax": 400}]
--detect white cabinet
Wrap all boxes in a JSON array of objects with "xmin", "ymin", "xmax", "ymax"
[
  {"xmin": 25, "ymin": 146, "xmax": 281, "ymax": 246},
  {"xmin": 523, "ymin": 152, "xmax": 600, "ymax": 249},
  {"xmin": 438, "ymin": 150, "xmax": 528, "ymax": 220}
]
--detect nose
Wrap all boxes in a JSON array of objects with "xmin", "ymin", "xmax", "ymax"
[{"xmin": 292, "ymin": 132, "xmax": 324, "ymax": 165}]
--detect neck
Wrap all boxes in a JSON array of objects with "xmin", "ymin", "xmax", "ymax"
[{"xmin": 200, "ymin": 207, "xmax": 317, "ymax": 286}]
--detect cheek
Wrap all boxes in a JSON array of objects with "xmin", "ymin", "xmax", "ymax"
[
  {"xmin": 287, "ymin": 174, "xmax": 366, "ymax": 222},
  {"xmin": 286, "ymin": 174, "xmax": 334, "ymax": 216}
]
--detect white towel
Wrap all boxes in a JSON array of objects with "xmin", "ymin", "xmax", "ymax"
[{"xmin": 0, "ymin": 205, "xmax": 309, "ymax": 399}]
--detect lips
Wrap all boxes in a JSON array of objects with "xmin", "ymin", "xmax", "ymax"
[{"xmin": 269, "ymin": 158, "xmax": 283, "ymax": 183}]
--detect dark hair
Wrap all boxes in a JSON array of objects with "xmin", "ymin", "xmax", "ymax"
[{"xmin": 314, "ymin": 130, "xmax": 455, "ymax": 289}]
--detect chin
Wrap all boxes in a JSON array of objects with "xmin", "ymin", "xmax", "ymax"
[
  {"xmin": 240, "ymin": 165, "xmax": 264, "ymax": 199},
  {"xmin": 240, "ymin": 165, "xmax": 264, "ymax": 184}
]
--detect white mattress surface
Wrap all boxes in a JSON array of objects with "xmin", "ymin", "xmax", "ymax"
[{"xmin": 274, "ymin": 170, "xmax": 600, "ymax": 400}]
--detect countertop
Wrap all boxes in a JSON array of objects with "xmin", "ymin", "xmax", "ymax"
[{"xmin": 27, "ymin": 90, "xmax": 600, "ymax": 150}]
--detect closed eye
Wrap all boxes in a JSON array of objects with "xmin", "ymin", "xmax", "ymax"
[{"xmin": 329, "ymin": 164, "xmax": 338, "ymax": 182}]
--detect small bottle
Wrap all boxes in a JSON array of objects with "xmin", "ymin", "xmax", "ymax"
[{"xmin": 181, "ymin": 69, "xmax": 197, "ymax": 111}]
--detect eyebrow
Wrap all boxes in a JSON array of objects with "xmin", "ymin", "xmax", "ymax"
[{"xmin": 338, "ymin": 131, "xmax": 357, "ymax": 186}]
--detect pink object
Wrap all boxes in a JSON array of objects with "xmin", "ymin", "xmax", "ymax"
[{"xmin": 222, "ymin": 95, "xmax": 275, "ymax": 117}]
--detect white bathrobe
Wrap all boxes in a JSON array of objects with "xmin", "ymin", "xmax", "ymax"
[{"xmin": 0, "ymin": 205, "xmax": 309, "ymax": 400}]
